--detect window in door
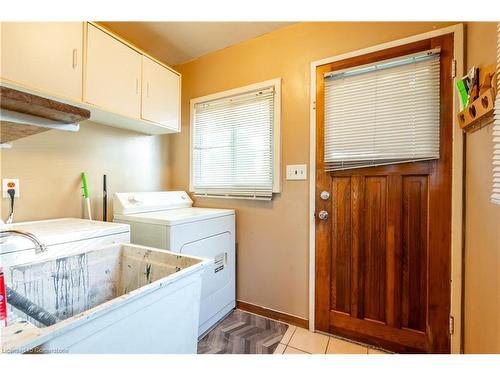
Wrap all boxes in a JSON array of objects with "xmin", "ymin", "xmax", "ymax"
[{"xmin": 324, "ymin": 49, "xmax": 441, "ymax": 171}]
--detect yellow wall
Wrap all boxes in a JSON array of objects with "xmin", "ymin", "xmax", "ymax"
[
  {"xmin": 464, "ymin": 22, "xmax": 500, "ymax": 354},
  {"xmin": 0, "ymin": 121, "xmax": 169, "ymax": 222},
  {"xmin": 170, "ymin": 22, "xmax": 457, "ymax": 320}
]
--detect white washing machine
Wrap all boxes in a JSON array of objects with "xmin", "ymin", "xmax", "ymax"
[
  {"xmin": 1, "ymin": 218, "xmax": 130, "ymax": 268},
  {"xmin": 113, "ymin": 191, "xmax": 235, "ymax": 337}
]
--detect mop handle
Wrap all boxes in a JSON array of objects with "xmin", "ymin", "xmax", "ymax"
[{"xmin": 81, "ymin": 173, "xmax": 92, "ymax": 221}]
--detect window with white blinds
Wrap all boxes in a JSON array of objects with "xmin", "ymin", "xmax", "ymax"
[
  {"xmin": 492, "ymin": 23, "xmax": 500, "ymax": 205},
  {"xmin": 190, "ymin": 79, "xmax": 281, "ymax": 200},
  {"xmin": 324, "ymin": 49, "xmax": 441, "ymax": 171}
]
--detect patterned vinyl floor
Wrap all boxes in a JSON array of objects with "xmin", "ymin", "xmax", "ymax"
[{"xmin": 197, "ymin": 309, "xmax": 288, "ymax": 354}]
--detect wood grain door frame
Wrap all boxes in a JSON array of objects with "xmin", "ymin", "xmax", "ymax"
[{"xmin": 308, "ymin": 24, "xmax": 465, "ymax": 353}]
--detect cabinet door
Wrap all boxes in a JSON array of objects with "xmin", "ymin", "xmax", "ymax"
[
  {"xmin": 0, "ymin": 22, "xmax": 83, "ymax": 100},
  {"xmin": 85, "ymin": 24, "xmax": 141, "ymax": 118},
  {"xmin": 141, "ymin": 56, "xmax": 181, "ymax": 131}
]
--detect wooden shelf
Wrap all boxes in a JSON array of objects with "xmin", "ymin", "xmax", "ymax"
[
  {"xmin": 0, "ymin": 86, "xmax": 90, "ymax": 143},
  {"xmin": 457, "ymin": 88, "xmax": 495, "ymax": 132}
]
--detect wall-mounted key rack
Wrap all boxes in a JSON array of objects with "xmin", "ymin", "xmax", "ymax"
[{"xmin": 457, "ymin": 87, "xmax": 495, "ymax": 132}]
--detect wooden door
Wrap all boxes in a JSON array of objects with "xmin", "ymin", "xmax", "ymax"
[
  {"xmin": 141, "ymin": 56, "xmax": 181, "ymax": 131},
  {"xmin": 85, "ymin": 24, "xmax": 142, "ymax": 118},
  {"xmin": 1, "ymin": 22, "xmax": 83, "ymax": 100},
  {"xmin": 315, "ymin": 35, "xmax": 454, "ymax": 353}
]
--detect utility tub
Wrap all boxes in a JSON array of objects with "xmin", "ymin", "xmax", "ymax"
[{"xmin": 1, "ymin": 243, "xmax": 210, "ymax": 354}]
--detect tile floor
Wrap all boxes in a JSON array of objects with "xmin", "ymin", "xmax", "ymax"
[{"xmin": 274, "ymin": 326, "xmax": 390, "ymax": 354}]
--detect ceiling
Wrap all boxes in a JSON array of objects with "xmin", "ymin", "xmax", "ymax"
[{"xmin": 99, "ymin": 22, "xmax": 294, "ymax": 66}]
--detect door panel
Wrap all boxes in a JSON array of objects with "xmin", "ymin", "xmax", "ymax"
[
  {"xmin": 402, "ymin": 175, "xmax": 428, "ymax": 332},
  {"xmin": 315, "ymin": 34, "xmax": 453, "ymax": 353},
  {"xmin": 330, "ymin": 177, "xmax": 351, "ymax": 314},
  {"xmin": 363, "ymin": 176, "xmax": 387, "ymax": 323}
]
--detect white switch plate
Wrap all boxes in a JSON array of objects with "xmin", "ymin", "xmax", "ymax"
[
  {"xmin": 2, "ymin": 178, "xmax": 20, "ymax": 198},
  {"xmin": 286, "ymin": 164, "xmax": 307, "ymax": 180}
]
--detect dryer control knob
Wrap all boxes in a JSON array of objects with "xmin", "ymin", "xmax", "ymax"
[{"xmin": 128, "ymin": 195, "xmax": 143, "ymax": 205}]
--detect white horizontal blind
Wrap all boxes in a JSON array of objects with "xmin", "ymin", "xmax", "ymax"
[
  {"xmin": 192, "ymin": 87, "xmax": 275, "ymax": 200},
  {"xmin": 324, "ymin": 49, "xmax": 441, "ymax": 171},
  {"xmin": 492, "ymin": 23, "xmax": 500, "ymax": 205}
]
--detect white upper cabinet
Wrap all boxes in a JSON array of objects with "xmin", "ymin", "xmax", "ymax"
[
  {"xmin": 85, "ymin": 24, "xmax": 142, "ymax": 119},
  {"xmin": 141, "ymin": 56, "xmax": 181, "ymax": 131},
  {"xmin": 1, "ymin": 22, "xmax": 181, "ymax": 135},
  {"xmin": 0, "ymin": 22, "xmax": 83, "ymax": 101}
]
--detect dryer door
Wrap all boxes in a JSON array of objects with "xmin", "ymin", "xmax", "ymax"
[{"xmin": 179, "ymin": 233, "xmax": 233, "ymax": 301}]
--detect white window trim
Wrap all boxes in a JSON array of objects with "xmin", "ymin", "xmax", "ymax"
[{"xmin": 189, "ymin": 78, "xmax": 282, "ymax": 198}]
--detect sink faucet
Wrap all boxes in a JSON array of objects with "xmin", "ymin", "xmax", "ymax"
[{"xmin": 0, "ymin": 229, "xmax": 48, "ymax": 254}]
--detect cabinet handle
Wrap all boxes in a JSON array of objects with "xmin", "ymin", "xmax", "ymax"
[
  {"xmin": 136, "ymin": 78, "xmax": 139, "ymax": 94},
  {"xmin": 72, "ymin": 48, "xmax": 78, "ymax": 69},
  {"xmin": 146, "ymin": 82, "xmax": 149, "ymax": 98}
]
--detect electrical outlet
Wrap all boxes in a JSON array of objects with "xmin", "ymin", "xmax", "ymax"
[
  {"xmin": 2, "ymin": 178, "xmax": 20, "ymax": 198},
  {"xmin": 286, "ymin": 164, "xmax": 307, "ymax": 180}
]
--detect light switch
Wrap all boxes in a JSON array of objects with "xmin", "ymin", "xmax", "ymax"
[{"xmin": 286, "ymin": 164, "xmax": 307, "ymax": 180}]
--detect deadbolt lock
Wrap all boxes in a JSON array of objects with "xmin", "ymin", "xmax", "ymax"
[{"xmin": 320, "ymin": 191, "xmax": 330, "ymax": 200}]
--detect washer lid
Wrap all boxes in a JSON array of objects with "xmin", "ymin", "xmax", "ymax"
[
  {"xmin": 113, "ymin": 191, "xmax": 193, "ymax": 215},
  {"xmin": 114, "ymin": 207, "xmax": 234, "ymax": 226},
  {"xmin": 0, "ymin": 218, "xmax": 130, "ymax": 254}
]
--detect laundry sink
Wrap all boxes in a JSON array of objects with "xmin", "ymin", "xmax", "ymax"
[{"xmin": 1, "ymin": 243, "xmax": 210, "ymax": 354}]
